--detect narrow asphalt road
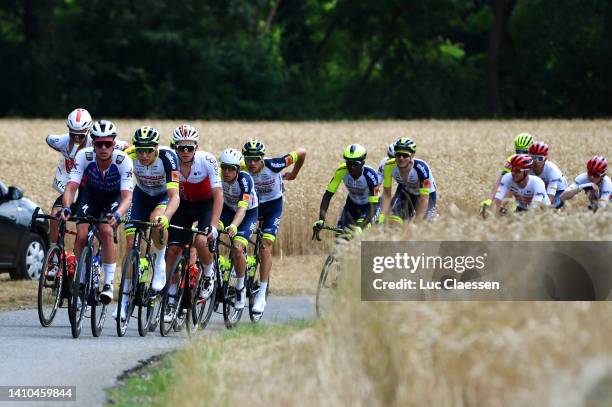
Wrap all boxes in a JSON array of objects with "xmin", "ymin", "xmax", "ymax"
[{"xmin": 0, "ymin": 296, "xmax": 315, "ymax": 406}]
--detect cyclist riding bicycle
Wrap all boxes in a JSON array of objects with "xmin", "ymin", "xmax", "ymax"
[
  {"xmin": 165, "ymin": 124, "xmax": 222, "ymax": 321},
  {"xmin": 123, "ymin": 127, "xmax": 180, "ymax": 294},
  {"xmin": 241, "ymin": 139, "xmax": 306, "ymax": 314},
  {"xmin": 219, "ymin": 148, "xmax": 259, "ymax": 311},
  {"xmin": 380, "ymin": 138, "xmax": 437, "ymax": 223},
  {"xmin": 559, "ymin": 156, "xmax": 610, "ymax": 210},
  {"xmin": 313, "ymin": 144, "xmax": 379, "ymax": 234},
  {"xmin": 492, "ymin": 154, "xmax": 549, "ymax": 214},
  {"xmin": 528, "ymin": 141, "xmax": 568, "ymax": 208},
  {"xmin": 58, "ymin": 120, "xmax": 134, "ymax": 304}
]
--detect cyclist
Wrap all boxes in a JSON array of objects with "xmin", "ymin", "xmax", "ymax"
[
  {"xmin": 528, "ymin": 141, "xmax": 568, "ymax": 208},
  {"xmin": 376, "ymin": 143, "xmax": 395, "ymax": 224},
  {"xmin": 313, "ymin": 144, "xmax": 379, "ymax": 234},
  {"xmin": 219, "ymin": 148, "xmax": 259, "ymax": 310},
  {"xmin": 559, "ymin": 156, "xmax": 610, "ymax": 210},
  {"xmin": 58, "ymin": 120, "xmax": 134, "ymax": 304},
  {"xmin": 114, "ymin": 127, "xmax": 180, "ymax": 319},
  {"xmin": 492, "ymin": 154, "xmax": 549, "ymax": 214},
  {"xmin": 165, "ymin": 124, "xmax": 222, "ymax": 321},
  {"xmin": 380, "ymin": 138, "xmax": 437, "ymax": 223},
  {"xmin": 241, "ymin": 139, "xmax": 306, "ymax": 314}
]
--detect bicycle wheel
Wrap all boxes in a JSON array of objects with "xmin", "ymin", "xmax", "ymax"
[
  {"xmin": 138, "ymin": 255, "xmax": 156, "ymax": 337},
  {"xmin": 185, "ymin": 263, "xmax": 202, "ymax": 336},
  {"xmin": 222, "ymin": 265, "xmax": 243, "ymax": 329},
  {"xmin": 90, "ymin": 278, "xmax": 107, "ymax": 338},
  {"xmin": 160, "ymin": 258, "xmax": 186, "ymax": 336},
  {"xmin": 316, "ymin": 253, "xmax": 340, "ymax": 317},
  {"xmin": 247, "ymin": 263, "xmax": 267, "ymax": 323},
  {"xmin": 70, "ymin": 246, "xmax": 92, "ymax": 338},
  {"xmin": 37, "ymin": 245, "xmax": 64, "ymax": 327},
  {"xmin": 117, "ymin": 249, "xmax": 138, "ymax": 337},
  {"xmin": 198, "ymin": 269, "xmax": 218, "ymax": 330}
]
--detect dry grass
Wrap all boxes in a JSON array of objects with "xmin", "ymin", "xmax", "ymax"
[{"xmin": 0, "ymin": 274, "xmax": 37, "ymax": 310}]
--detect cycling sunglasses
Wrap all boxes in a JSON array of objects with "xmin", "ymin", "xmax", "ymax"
[
  {"xmin": 395, "ymin": 152, "xmax": 413, "ymax": 159},
  {"xmin": 70, "ymin": 132, "xmax": 87, "ymax": 140},
  {"xmin": 136, "ymin": 147, "xmax": 156, "ymax": 154},
  {"xmin": 588, "ymin": 171, "xmax": 604, "ymax": 178},
  {"xmin": 94, "ymin": 140, "xmax": 114, "ymax": 149},
  {"xmin": 345, "ymin": 160, "xmax": 364, "ymax": 167},
  {"xmin": 244, "ymin": 156, "xmax": 262, "ymax": 163},
  {"xmin": 221, "ymin": 164, "xmax": 239, "ymax": 171},
  {"xmin": 511, "ymin": 167, "xmax": 530, "ymax": 174},
  {"xmin": 530, "ymin": 155, "xmax": 546, "ymax": 162},
  {"xmin": 175, "ymin": 145, "xmax": 196, "ymax": 153}
]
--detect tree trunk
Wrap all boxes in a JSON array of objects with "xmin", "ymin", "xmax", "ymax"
[{"xmin": 488, "ymin": 0, "xmax": 516, "ymax": 116}]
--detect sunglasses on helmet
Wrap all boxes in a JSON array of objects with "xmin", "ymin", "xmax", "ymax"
[
  {"xmin": 530, "ymin": 155, "xmax": 546, "ymax": 162},
  {"xmin": 70, "ymin": 132, "xmax": 88, "ymax": 140},
  {"xmin": 94, "ymin": 140, "xmax": 114, "ymax": 149},
  {"xmin": 176, "ymin": 145, "xmax": 196, "ymax": 153}
]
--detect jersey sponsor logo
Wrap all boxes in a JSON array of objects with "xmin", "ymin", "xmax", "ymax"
[
  {"xmin": 164, "ymin": 150, "xmax": 176, "ymax": 168},
  {"xmin": 171, "ymin": 171, "xmax": 179, "ymax": 182},
  {"xmin": 423, "ymin": 179, "xmax": 431, "ymax": 189},
  {"xmin": 240, "ymin": 176, "xmax": 250, "ymax": 190},
  {"xmin": 284, "ymin": 156, "xmax": 292, "ymax": 166},
  {"xmin": 270, "ymin": 160, "xmax": 285, "ymax": 169},
  {"xmin": 49, "ymin": 136, "xmax": 60, "ymax": 144},
  {"xmin": 416, "ymin": 162, "xmax": 429, "ymax": 177},
  {"xmin": 126, "ymin": 169, "xmax": 133, "ymax": 178},
  {"xmin": 116, "ymin": 155, "xmax": 125, "ymax": 164},
  {"xmin": 82, "ymin": 203, "xmax": 89, "ymax": 214},
  {"xmin": 85, "ymin": 152, "xmax": 94, "ymax": 161},
  {"xmin": 242, "ymin": 193, "xmax": 251, "ymax": 202}
]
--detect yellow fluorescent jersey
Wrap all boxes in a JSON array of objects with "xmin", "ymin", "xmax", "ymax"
[
  {"xmin": 383, "ymin": 158, "xmax": 436, "ymax": 195},
  {"xmin": 326, "ymin": 163, "xmax": 379, "ymax": 205},
  {"xmin": 128, "ymin": 146, "xmax": 179, "ymax": 196}
]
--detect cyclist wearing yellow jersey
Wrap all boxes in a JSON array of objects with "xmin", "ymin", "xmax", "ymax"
[
  {"xmin": 313, "ymin": 144, "xmax": 379, "ymax": 234},
  {"xmin": 381, "ymin": 138, "xmax": 437, "ymax": 223}
]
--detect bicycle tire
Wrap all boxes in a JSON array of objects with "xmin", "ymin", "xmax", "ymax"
[
  {"xmin": 90, "ymin": 286, "xmax": 107, "ymax": 338},
  {"xmin": 137, "ymin": 254, "xmax": 156, "ymax": 337},
  {"xmin": 247, "ymin": 263, "xmax": 267, "ymax": 323},
  {"xmin": 198, "ymin": 271, "xmax": 218, "ymax": 330},
  {"xmin": 160, "ymin": 257, "xmax": 186, "ymax": 336},
  {"xmin": 117, "ymin": 249, "xmax": 138, "ymax": 337},
  {"xmin": 316, "ymin": 253, "xmax": 339, "ymax": 317},
  {"xmin": 222, "ymin": 277, "xmax": 243, "ymax": 329},
  {"xmin": 37, "ymin": 245, "xmax": 63, "ymax": 327},
  {"xmin": 70, "ymin": 246, "xmax": 92, "ymax": 338},
  {"xmin": 185, "ymin": 263, "xmax": 203, "ymax": 336}
]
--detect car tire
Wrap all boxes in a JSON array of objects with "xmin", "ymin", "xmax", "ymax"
[{"xmin": 10, "ymin": 233, "xmax": 46, "ymax": 280}]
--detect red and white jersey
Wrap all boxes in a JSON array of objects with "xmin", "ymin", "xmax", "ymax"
[
  {"xmin": 530, "ymin": 160, "xmax": 568, "ymax": 196},
  {"xmin": 178, "ymin": 151, "xmax": 222, "ymax": 202},
  {"xmin": 495, "ymin": 173, "xmax": 550, "ymax": 209}
]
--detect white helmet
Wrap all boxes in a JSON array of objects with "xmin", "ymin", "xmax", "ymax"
[
  {"xmin": 66, "ymin": 108, "xmax": 93, "ymax": 134},
  {"xmin": 90, "ymin": 120, "xmax": 118, "ymax": 139},
  {"xmin": 172, "ymin": 124, "xmax": 199, "ymax": 143},
  {"xmin": 219, "ymin": 148, "xmax": 242, "ymax": 167},
  {"xmin": 387, "ymin": 143, "xmax": 395, "ymax": 158}
]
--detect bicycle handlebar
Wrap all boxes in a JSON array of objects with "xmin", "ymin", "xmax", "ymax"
[{"xmin": 312, "ymin": 224, "xmax": 345, "ymax": 241}]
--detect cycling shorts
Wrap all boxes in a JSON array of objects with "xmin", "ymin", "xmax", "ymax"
[
  {"xmin": 257, "ymin": 196, "xmax": 283, "ymax": 242},
  {"xmin": 168, "ymin": 199, "xmax": 213, "ymax": 247},
  {"xmin": 124, "ymin": 186, "xmax": 169, "ymax": 235},
  {"xmin": 220, "ymin": 205, "xmax": 258, "ymax": 248},
  {"xmin": 75, "ymin": 187, "xmax": 121, "ymax": 224},
  {"xmin": 391, "ymin": 184, "xmax": 437, "ymax": 221},
  {"xmin": 337, "ymin": 196, "xmax": 374, "ymax": 229}
]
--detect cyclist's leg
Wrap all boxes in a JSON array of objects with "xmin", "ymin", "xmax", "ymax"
[
  {"xmin": 425, "ymin": 191, "xmax": 437, "ymax": 220},
  {"xmin": 73, "ymin": 188, "xmax": 100, "ymax": 259},
  {"xmin": 123, "ymin": 186, "xmax": 149, "ymax": 254},
  {"xmin": 193, "ymin": 199, "xmax": 214, "ymax": 276},
  {"xmin": 232, "ymin": 208, "xmax": 257, "ymax": 309},
  {"xmin": 389, "ymin": 185, "xmax": 410, "ymax": 224},
  {"xmin": 258, "ymin": 198, "xmax": 282, "ymax": 289},
  {"xmin": 99, "ymin": 195, "xmax": 121, "ymax": 301}
]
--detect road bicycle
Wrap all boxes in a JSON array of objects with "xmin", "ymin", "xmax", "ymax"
[
  {"xmin": 312, "ymin": 224, "xmax": 345, "ymax": 317},
  {"xmin": 244, "ymin": 224, "xmax": 267, "ymax": 323}
]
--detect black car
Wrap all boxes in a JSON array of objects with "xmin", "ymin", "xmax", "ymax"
[{"xmin": 0, "ymin": 181, "xmax": 50, "ymax": 280}]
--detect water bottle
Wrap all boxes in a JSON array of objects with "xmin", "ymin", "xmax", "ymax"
[
  {"xmin": 93, "ymin": 255, "xmax": 100, "ymax": 288},
  {"xmin": 139, "ymin": 258, "xmax": 150, "ymax": 283}
]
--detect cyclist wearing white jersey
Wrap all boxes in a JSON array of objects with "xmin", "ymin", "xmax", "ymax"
[
  {"xmin": 528, "ymin": 141, "xmax": 568, "ymax": 208},
  {"xmin": 241, "ymin": 139, "xmax": 306, "ymax": 314},
  {"xmin": 492, "ymin": 154, "xmax": 549, "ymax": 214},
  {"xmin": 58, "ymin": 120, "xmax": 134, "ymax": 303},
  {"xmin": 381, "ymin": 138, "xmax": 437, "ymax": 223},
  {"xmin": 313, "ymin": 144, "xmax": 379, "ymax": 234},
  {"xmin": 219, "ymin": 148, "xmax": 258, "ymax": 310},
  {"xmin": 559, "ymin": 156, "xmax": 610, "ymax": 211}
]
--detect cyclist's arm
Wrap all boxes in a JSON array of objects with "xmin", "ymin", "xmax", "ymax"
[
  {"xmin": 415, "ymin": 194, "xmax": 429, "ymax": 222},
  {"xmin": 46, "ymin": 134, "xmax": 68, "ymax": 153},
  {"xmin": 161, "ymin": 149, "xmax": 180, "ymax": 219},
  {"xmin": 490, "ymin": 172, "xmax": 505, "ymax": 199},
  {"xmin": 492, "ymin": 174, "xmax": 511, "ymax": 213},
  {"xmin": 210, "ymin": 187, "xmax": 223, "ymax": 230},
  {"xmin": 62, "ymin": 181, "xmax": 79, "ymax": 210},
  {"xmin": 164, "ymin": 188, "xmax": 180, "ymax": 220},
  {"xmin": 381, "ymin": 186, "xmax": 392, "ymax": 220},
  {"xmin": 283, "ymin": 148, "xmax": 307, "ymax": 181},
  {"xmin": 115, "ymin": 189, "xmax": 133, "ymax": 218},
  {"xmin": 230, "ymin": 206, "xmax": 247, "ymax": 228},
  {"xmin": 319, "ymin": 165, "xmax": 344, "ymax": 222},
  {"xmin": 559, "ymin": 183, "xmax": 584, "ymax": 202},
  {"xmin": 318, "ymin": 191, "xmax": 334, "ymax": 222}
]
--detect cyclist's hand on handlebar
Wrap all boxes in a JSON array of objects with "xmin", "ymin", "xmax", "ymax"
[
  {"xmin": 207, "ymin": 225, "xmax": 219, "ymax": 241},
  {"xmin": 312, "ymin": 220, "xmax": 324, "ymax": 231},
  {"xmin": 107, "ymin": 211, "xmax": 121, "ymax": 227},
  {"xmin": 155, "ymin": 215, "xmax": 169, "ymax": 230},
  {"xmin": 56, "ymin": 207, "xmax": 71, "ymax": 221},
  {"xmin": 225, "ymin": 224, "xmax": 238, "ymax": 238}
]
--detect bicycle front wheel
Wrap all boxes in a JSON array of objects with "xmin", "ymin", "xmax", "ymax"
[
  {"xmin": 138, "ymin": 255, "xmax": 157, "ymax": 337},
  {"xmin": 247, "ymin": 264, "xmax": 267, "ymax": 323},
  {"xmin": 316, "ymin": 254, "xmax": 340, "ymax": 317},
  {"xmin": 117, "ymin": 249, "xmax": 138, "ymax": 337},
  {"xmin": 37, "ymin": 245, "xmax": 64, "ymax": 327},
  {"xmin": 70, "ymin": 246, "xmax": 92, "ymax": 339},
  {"xmin": 222, "ymin": 271, "xmax": 243, "ymax": 329}
]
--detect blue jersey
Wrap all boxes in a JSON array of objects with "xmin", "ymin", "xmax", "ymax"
[{"xmin": 69, "ymin": 147, "xmax": 134, "ymax": 195}]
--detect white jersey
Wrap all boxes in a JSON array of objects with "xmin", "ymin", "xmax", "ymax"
[
  {"xmin": 495, "ymin": 173, "xmax": 550, "ymax": 209},
  {"xmin": 178, "ymin": 151, "xmax": 222, "ymax": 202},
  {"xmin": 46, "ymin": 133, "xmax": 128, "ymax": 193},
  {"xmin": 246, "ymin": 153, "xmax": 297, "ymax": 203},
  {"xmin": 383, "ymin": 158, "xmax": 437, "ymax": 195},
  {"xmin": 570, "ymin": 173, "xmax": 612, "ymax": 202},
  {"xmin": 129, "ymin": 146, "xmax": 179, "ymax": 196},
  {"xmin": 530, "ymin": 160, "xmax": 568, "ymax": 196},
  {"xmin": 222, "ymin": 171, "xmax": 258, "ymax": 211},
  {"xmin": 69, "ymin": 147, "xmax": 134, "ymax": 194}
]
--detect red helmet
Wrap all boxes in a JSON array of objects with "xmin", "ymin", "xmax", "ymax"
[
  {"xmin": 529, "ymin": 141, "xmax": 549, "ymax": 156},
  {"xmin": 587, "ymin": 156, "xmax": 607, "ymax": 176},
  {"xmin": 510, "ymin": 154, "xmax": 533, "ymax": 171}
]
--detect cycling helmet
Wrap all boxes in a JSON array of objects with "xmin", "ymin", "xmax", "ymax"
[
  {"xmin": 90, "ymin": 120, "xmax": 118, "ymax": 140},
  {"xmin": 343, "ymin": 144, "xmax": 367, "ymax": 162},
  {"xmin": 220, "ymin": 148, "xmax": 243, "ymax": 168},
  {"xmin": 132, "ymin": 126, "xmax": 160, "ymax": 147},
  {"xmin": 514, "ymin": 133, "xmax": 534, "ymax": 152},
  {"xmin": 587, "ymin": 156, "xmax": 607, "ymax": 176},
  {"xmin": 172, "ymin": 124, "xmax": 199, "ymax": 144},
  {"xmin": 510, "ymin": 154, "xmax": 533, "ymax": 171},
  {"xmin": 66, "ymin": 108, "xmax": 93, "ymax": 134},
  {"xmin": 387, "ymin": 143, "xmax": 395, "ymax": 158},
  {"xmin": 529, "ymin": 141, "xmax": 549, "ymax": 156},
  {"xmin": 242, "ymin": 139, "xmax": 266, "ymax": 157},
  {"xmin": 394, "ymin": 137, "xmax": 416, "ymax": 154}
]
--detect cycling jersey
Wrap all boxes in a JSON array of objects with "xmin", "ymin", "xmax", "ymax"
[
  {"xmin": 530, "ymin": 160, "xmax": 568, "ymax": 196},
  {"xmin": 47, "ymin": 133, "xmax": 128, "ymax": 193},
  {"xmin": 246, "ymin": 152, "xmax": 297, "ymax": 203},
  {"xmin": 128, "ymin": 146, "xmax": 179, "ymax": 196},
  {"xmin": 382, "ymin": 158, "xmax": 437, "ymax": 195},
  {"xmin": 69, "ymin": 147, "xmax": 133, "ymax": 194},
  {"xmin": 222, "ymin": 171, "xmax": 258, "ymax": 211},
  {"xmin": 495, "ymin": 173, "xmax": 550, "ymax": 209},
  {"xmin": 178, "ymin": 151, "xmax": 221, "ymax": 202},
  {"xmin": 377, "ymin": 157, "xmax": 390, "ymax": 185},
  {"xmin": 570, "ymin": 173, "xmax": 612, "ymax": 201},
  {"xmin": 326, "ymin": 164, "xmax": 379, "ymax": 205}
]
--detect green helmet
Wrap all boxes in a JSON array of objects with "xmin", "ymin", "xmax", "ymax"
[
  {"xmin": 513, "ymin": 133, "xmax": 534, "ymax": 152},
  {"xmin": 394, "ymin": 137, "xmax": 416, "ymax": 154},
  {"xmin": 132, "ymin": 126, "xmax": 160, "ymax": 147},
  {"xmin": 343, "ymin": 144, "xmax": 367, "ymax": 162},
  {"xmin": 242, "ymin": 139, "xmax": 265, "ymax": 157}
]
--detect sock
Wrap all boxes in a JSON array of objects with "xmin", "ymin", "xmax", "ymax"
[
  {"xmin": 152, "ymin": 246, "xmax": 167, "ymax": 290},
  {"xmin": 259, "ymin": 281, "xmax": 268, "ymax": 294},
  {"xmin": 236, "ymin": 277, "xmax": 245, "ymax": 290},
  {"xmin": 154, "ymin": 246, "xmax": 166, "ymax": 276},
  {"xmin": 203, "ymin": 262, "xmax": 213, "ymax": 277},
  {"xmin": 103, "ymin": 263, "xmax": 116, "ymax": 286}
]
